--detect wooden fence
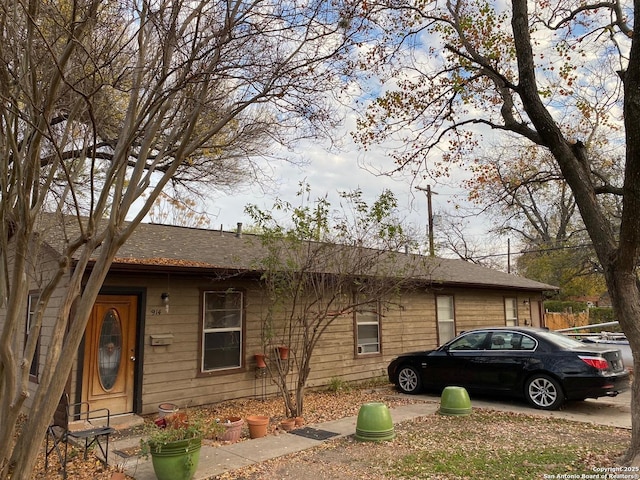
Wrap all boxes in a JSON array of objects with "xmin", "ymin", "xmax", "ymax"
[{"xmin": 544, "ymin": 311, "xmax": 590, "ymax": 331}]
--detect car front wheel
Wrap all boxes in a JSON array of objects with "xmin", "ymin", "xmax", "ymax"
[
  {"xmin": 397, "ymin": 365, "xmax": 422, "ymax": 394},
  {"xmin": 525, "ymin": 374, "xmax": 565, "ymax": 410}
]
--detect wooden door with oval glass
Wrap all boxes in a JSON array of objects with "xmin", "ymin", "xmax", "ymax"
[{"xmin": 82, "ymin": 295, "xmax": 137, "ymax": 414}]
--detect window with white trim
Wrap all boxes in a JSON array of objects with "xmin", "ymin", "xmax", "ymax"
[
  {"xmin": 25, "ymin": 292, "xmax": 41, "ymax": 380},
  {"xmin": 505, "ymin": 297, "xmax": 518, "ymax": 326},
  {"xmin": 436, "ymin": 295, "xmax": 455, "ymax": 345},
  {"xmin": 201, "ymin": 290, "xmax": 243, "ymax": 372},
  {"xmin": 356, "ymin": 302, "xmax": 380, "ymax": 355}
]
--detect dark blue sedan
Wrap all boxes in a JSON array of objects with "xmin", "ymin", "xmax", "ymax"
[{"xmin": 387, "ymin": 326, "xmax": 630, "ymax": 410}]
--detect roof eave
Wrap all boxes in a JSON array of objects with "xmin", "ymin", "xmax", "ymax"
[
  {"xmin": 426, "ymin": 280, "xmax": 558, "ymax": 292},
  {"xmin": 80, "ymin": 259, "xmax": 261, "ymax": 279},
  {"xmin": 78, "ymin": 259, "xmax": 557, "ymax": 292}
]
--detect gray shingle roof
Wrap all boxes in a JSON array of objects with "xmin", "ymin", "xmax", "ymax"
[{"xmin": 102, "ymin": 222, "xmax": 557, "ymax": 292}]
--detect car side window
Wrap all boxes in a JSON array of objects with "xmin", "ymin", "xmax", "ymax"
[
  {"xmin": 449, "ymin": 332, "xmax": 489, "ymax": 350},
  {"xmin": 490, "ymin": 334, "xmax": 509, "ymax": 349},
  {"xmin": 488, "ymin": 332, "xmax": 537, "ymax": 351},
  {"xmin": 519, "ymin": 334, "xmax": 536, "ymax": 350}
]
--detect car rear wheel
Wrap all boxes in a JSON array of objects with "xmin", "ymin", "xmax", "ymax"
[
  {"xmin": 397, "ymin": 365, "xmax": 422, "ymax": 394},
  {"xmin": 525, "ymin": 374, "xmax": 564, "ymax": 410}
]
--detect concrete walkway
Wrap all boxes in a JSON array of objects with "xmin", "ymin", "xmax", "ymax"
[{"xmin": 109, "ymin": 391, "xmax": 631, "ymax": 480}]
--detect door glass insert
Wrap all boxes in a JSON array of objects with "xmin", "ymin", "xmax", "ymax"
[{"xmin": 98, "ymin": 308, "xmax": 122, "ymax": 390}]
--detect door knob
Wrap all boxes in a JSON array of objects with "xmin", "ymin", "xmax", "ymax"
[{"xmin": 130, "ymin": 356, "xmax": 136, "ymax": 361}]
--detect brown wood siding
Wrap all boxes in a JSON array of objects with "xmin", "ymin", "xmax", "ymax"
[
  {"xmin": 12, "ymin": 264, "xmax": 544, "ymax": 415},
  {"xmin": 454, "ymin": 291, "xmax": 533, "ymax": 332}
]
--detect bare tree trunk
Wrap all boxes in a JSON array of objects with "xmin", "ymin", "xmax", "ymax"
[
  {"xmin": 623, "ymin": 341, "xmax": 640, "ymax": 466},
  {"xmin": 0, "ymin": 250, "xmax": 29, "ymax": 475},
  {"xmin": 608, "ymin": 273, "xmax": 640, "ymax": 465},
  {"xmin": 610, "ymin": 257, "xmax": 640, "ymax": 466},
  {"xmin": 512, "ymin": 0, "xmax": 640, "ymax": 461},
  {"xmin": 6, "ymin": 240, "xmax": 116, "ymax": 479},
  {"xmin": 614, "ymin": 3, "xmax": 640, "ymax": 462}
]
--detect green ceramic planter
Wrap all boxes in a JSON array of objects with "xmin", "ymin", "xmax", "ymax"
[
  {"xmin": 355, "ymin": 402, "xmax": 395, "ymax": 442},
  {"xmin": 150, "ymin": 437, "xmax": 202, "ymax": 480},
  {"xmin": 439, "ymin": 386, "xmax": 472, "ymax": 416}
]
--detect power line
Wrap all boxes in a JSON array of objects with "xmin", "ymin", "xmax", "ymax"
[{"xmin": 472, "ymin": 242, "xmax": 596, "ymax": 261}]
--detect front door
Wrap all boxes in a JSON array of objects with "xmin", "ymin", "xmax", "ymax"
[
  {"xmin": 531, "ymin": 301, "xmax": 542, "ymax": 327},
  {"xmin": 82, "ymin": 295, "xmax": 137, "ymax": 415}
]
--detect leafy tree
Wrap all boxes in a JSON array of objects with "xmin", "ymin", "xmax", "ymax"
[
  {"xmin": 517, "ymin": 244, "xmax": 606, "ymax": 299},
  {"xmin": 465, "ymin": 143, "xmax": 613, "ymax": 295},
  {"xmin": 353, "ymin": 0, "xmax": 640, "ymax": 464},
  {"xmin": 246, "ymin": 186, "xmax": 423, "ymax": 417},
  {"xmin": 468, "ymin": 146, "xmax": 585, "ymax": 243},
  {"xmin": 0, "ymin": 1, "xmax": 362, "ymax": 477}
]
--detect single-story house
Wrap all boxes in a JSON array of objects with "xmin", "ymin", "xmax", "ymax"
[{"xmin": 8, "ymin": 220, "xmax": 557, "ymax": 417}]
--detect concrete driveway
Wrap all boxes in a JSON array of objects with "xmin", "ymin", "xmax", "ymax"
[{"xmin": 416, "ymin": 389, "xmax": 631, "ymax": 429}]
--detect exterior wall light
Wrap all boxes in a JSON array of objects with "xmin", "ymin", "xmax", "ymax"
[{"xmin": 161, "ymin": 292, "xmax": 170, "ymax": 313}]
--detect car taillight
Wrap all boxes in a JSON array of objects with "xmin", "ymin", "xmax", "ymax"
[{"xmin": 579, "ymin": 355, "xmax": 609, "ymax": 370}]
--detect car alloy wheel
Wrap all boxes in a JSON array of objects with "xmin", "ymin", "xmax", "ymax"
[
  {"xmin": 525, "ymin": 374, "xmax": 564, "ymax": 410},
  {"xmin": 397, "ymin": 365, "xmax": 421, "ymax": 394}
]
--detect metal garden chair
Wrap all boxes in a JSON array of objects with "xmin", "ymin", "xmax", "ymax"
[{"xmin": 45, "ymin": 393, "xmax": 115, "ymax": 478}]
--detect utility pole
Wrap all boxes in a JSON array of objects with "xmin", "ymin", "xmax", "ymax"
[{"xmin": 416, "ymin": 185, "xmax": 436, "ymax": 256}]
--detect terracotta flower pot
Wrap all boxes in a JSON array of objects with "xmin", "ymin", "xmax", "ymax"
[
  {"xmin": 254, "ymin": 354, "xmax": 267, "ymax": 368},
  {"xmin": 279, "ymin": 418, "xmax": 295, "ymax": 431},
  {"xmin": 246, "ymin": 415, "xmax": 269, "ymax": 439},
  {"xmin": 277, "ymin": 346, "xmax": 289, "ymax": 360}
]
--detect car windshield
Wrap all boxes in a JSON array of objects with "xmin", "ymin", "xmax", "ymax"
[{"xmin": 535, "ymin": 330, "xmax": 588, "ymax": 349}]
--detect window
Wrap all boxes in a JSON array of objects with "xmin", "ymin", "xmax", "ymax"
[
  {"xmin": 25, "ymin": 292, "xmax": 41, "ymax": 381},
  {"xmin": 505, "ymin": 298, "xmax": 518, "ymax": 326},
  {"xmin": 488, "ymin": 332, "xmax": 536, "ymax": 351},
  {"xmin": 436, "ymin": 295, "xmax": 455, "ymax": 345},
  {"xmin": 201, "ymin": 290, "xmax": 243, "ymax": 372},
  {"xmin": 356, "ymin": 302, "xmax": 380, "ymax": 355},
  {"xmin": 98, "ymin": 309, "xmax": 122, "ymax": 390},
  {"xmin": 520, "ymin": 335, "xmax": 536, "ymax": 350},
  {"xmin": 448, "ymin": 331, "xmax": 488, "ymax": 350}
]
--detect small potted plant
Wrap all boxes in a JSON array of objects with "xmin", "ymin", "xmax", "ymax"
[
  {"xmin": 216, "ymin": 416, "xmax": 244, "ymax": 443},
  {"xmin": 140, "ymin": 411, "xmax": 220, "ymax": 480}
]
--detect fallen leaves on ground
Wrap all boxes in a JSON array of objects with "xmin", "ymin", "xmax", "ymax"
[
  {"xmin": 29, "ymin": 384, "xmax": 630, "ymax": 480},
  {"xmin": 200, "ymin": 384, "xmax": 418, "ymax": 437},
  {"xmin": 29, "ymin": 384, "xmax": 418, "ymax": 479},
  {"xmin": 215, "ymin": 409, "xmax": 631, "ymax": 480}
]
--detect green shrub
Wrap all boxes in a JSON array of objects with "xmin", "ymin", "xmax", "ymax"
[
  {"xmin": 544, "ymin": 300, "xmax": 588, "ymax": 313},
  {"xmin": 589, "ymin": 307, "xmax": 616, "ymax": 325},
  {"xmin": 139, "ymin": 410, "xmax": 220, "ymax": 457},
  {"xmin": 327, "ymin": 377, "xmax": 350, "ymax": 393}
]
